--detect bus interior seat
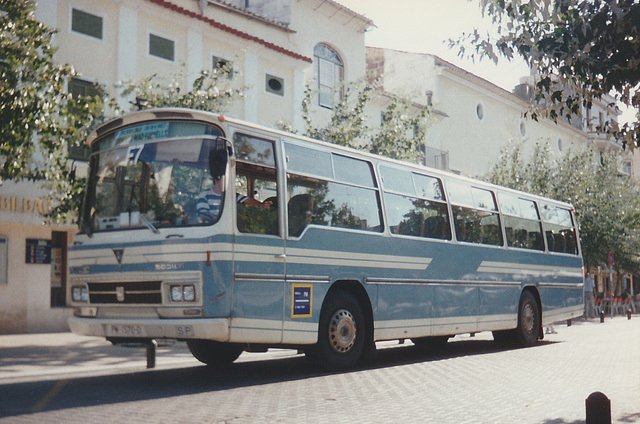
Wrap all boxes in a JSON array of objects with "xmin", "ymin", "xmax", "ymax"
[{"xmin": 288, "ymin": 193, "xmax": 313, "ymax": 237}]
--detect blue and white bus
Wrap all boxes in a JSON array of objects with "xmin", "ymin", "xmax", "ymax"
[{"xmin": 68, "ymin": 108, "xmax": 584, "ymax": 370}]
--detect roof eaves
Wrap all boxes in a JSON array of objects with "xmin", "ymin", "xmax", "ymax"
[
  {"xmin": 208, "ymin": 0, "xmax": 293, "ymax": 31},
  {"xmin": 318, "ymin": 0, "xmax": 375, "ymax": 33},
  {"xmin": 146, "ymin": 0, "xmax": 312, "ymax": 63}
]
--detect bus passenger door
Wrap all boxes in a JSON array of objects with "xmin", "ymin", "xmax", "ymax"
[{"xmin": 230, "ymin": 131, "xmax": 285, "ymax": 344}]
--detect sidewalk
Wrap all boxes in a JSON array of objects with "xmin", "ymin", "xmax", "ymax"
[{"xmin": 0, "ymin": 332, "xmax": 197, "ymax": 384}]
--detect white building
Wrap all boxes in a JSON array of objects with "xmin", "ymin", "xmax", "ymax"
[
  {"xmin": 2, "ymin": 1, "xmax": 633, "ymax": 333},
  {"xmin": 366, "ymin": 47, "xmax": 633, "ymax": 178},
  {"xmin": 0, "ymin": 0, "xmax": 372, "ymax": 333},
  {"xmin": 35, "ymin": 0, "xmax": 372, "ymax": 130}
]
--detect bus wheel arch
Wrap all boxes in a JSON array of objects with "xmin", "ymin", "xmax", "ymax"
[
  {"xmin": 517, "ymin": 287, "xmax": 542, "ymax": 346},
  {"xmin": 329, "ymin": 280, "xmax": 374, "ymax": 341},
  {"xmin": 308, "ymin": 281, "xmax": 374, "ymax": 370}
]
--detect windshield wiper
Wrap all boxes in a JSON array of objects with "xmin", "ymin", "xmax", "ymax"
[
  {"xmin": 139, "ymin": 212, "xmax": 160, "ymax": 234},
  {"xmin": 81, "ymin": 219, "xmax": 93, "ymax": 238}
]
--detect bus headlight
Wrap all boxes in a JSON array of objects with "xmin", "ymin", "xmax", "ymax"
[
  {"xmin": 183, "ymin": 285, "xmax": 195, "ymax": 302},
  {"xmin": 170, "ymin": 284, "xmax": 196, "ymax": 302},
  {"xmin": 72, "ymin": 285, "xmax": 89, "ymax": 302}
]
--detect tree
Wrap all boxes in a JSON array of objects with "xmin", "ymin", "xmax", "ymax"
[
  {"xmin": 457, "ymin": 0, "xmax": 640, "ymax": 147},
  {"xmin": 279, "ymin": 78, "xmax": 433, "ymax": 164},
  {"xmin": 1, "ymin": 0, "xmax": 103, "ymax": 223},
  {"xmin": 486, "ymin": 139, "xmax": 640, "ymax": 271},
  {"xmin": 116, "ymin": 63, "xmax": 243, "ymax": 113}
]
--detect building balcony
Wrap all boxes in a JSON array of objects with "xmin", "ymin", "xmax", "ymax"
[{"xmin": 588, "ymin": 131, "xmax": 624, "ymax": 152}]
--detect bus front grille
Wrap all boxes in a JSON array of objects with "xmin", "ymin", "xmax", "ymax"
[{"xmin": 87, "ymin": 281, "xmax": 162, "ymax": 304}]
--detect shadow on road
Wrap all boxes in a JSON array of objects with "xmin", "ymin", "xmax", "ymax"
[{"xmin": 0, "ymin": 338, "xmax": 559, "ymax": 418}]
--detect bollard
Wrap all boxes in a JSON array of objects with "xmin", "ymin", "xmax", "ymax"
[
  {"xmin": 600, "ymin": 309, "xmax": 605, "ymax": 323},
  {"xmin": 586, "ymin": 392, "xmax": 611, "ymax": 424},
  {"xmin": 628, "ymin": 309, "xmax": 632, "ymax": 320},
  {"xmin": 146, "ymin": 339, "xmax": 157, "ymax": 369},
  {"xmin": 567, "ymin": 319, "xmax": 572, "ymax": 327}
]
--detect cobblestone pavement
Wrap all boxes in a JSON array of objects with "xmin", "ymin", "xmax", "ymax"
[{"xmin": 0, "ymin": 316, "xmax": 638, "ymax": 423}]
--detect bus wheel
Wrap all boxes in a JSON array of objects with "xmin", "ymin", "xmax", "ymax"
[
  {"xmin": 311, "ymin": 290, "xmax": 365, "ymax": 371},
  {"xmin": 516, "ymin": 291, "xmax": 540, "ymax": 347},
  {"xmin": 186, "ymin": 340, "xmax": 243, "ymax": 366}
]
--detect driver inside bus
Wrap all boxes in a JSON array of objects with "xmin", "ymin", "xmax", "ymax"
[{"xmin": 196, "ymin": 176, "xmax": 271, "ymax": 224}]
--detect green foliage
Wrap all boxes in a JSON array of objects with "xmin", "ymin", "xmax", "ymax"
[
  {"xmin": 486, "ymin": 139, "xmax": 640, "ymax": 271},
  {"xmin": 456, "ymin": 0, "xmax": 640, "ymax": 147},
  {"xmin": 370, "ymin": 95, "xmax": 433, "ymax": 163},
  {"xmin": 280, "ymin": 78, "xmax": 433, "ymax": 164},
  {"xmin": 299, "ymin": 78, "xmax": 373, "ymax": 148},
  {"xmin": 117, "ymin": 63, "xmax": 243, "ymax": 112},
  {"xmin": 0, "ymin": 0, "xmax": 104, "ymax": 223}
]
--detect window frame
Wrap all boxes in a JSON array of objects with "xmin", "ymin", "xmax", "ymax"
[
  {"xmin": 70, "ymin": 7, "xmax": 104, "ymax": 40},
  {"xmin": 498, "ymin": 193, "xmax": 545, "ymax": 252},
  {"xmin": 447, "ymin": 180, "xmax": 502, "ymax": 247},
  {"xmin": 380, "ymin": 166, "xmax": 451, "ymax": 241},
  {"xmin": 265, "ymin": 74, "xmax": 285, "ymax": 97},
  {"xmin": 314, "ymin": 43, "xmax": 344, "ymax": 109},
  {"xmin": 284, "ymin": 141, "xmax": 382, "ymax": 238},
  {"xmin": 148, "ymin": 32, "xmax": 176, "ymax": 62}
]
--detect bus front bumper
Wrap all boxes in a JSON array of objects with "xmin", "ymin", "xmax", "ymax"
[{"xmin": 68, "ymin": 316, "xmax": 230, "ymax": 341}]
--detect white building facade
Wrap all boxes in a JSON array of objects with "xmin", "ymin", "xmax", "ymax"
[
  {"xmin": 3, "ymin": 1, "xmax": 634, "ymax": 333},
  {"xmin": 0, "ymin": 0, "xmax": 372, "ymax": 333},
  {"xmin": 366, "ymin": 47, "xmax": 633, "ymax": 178}
]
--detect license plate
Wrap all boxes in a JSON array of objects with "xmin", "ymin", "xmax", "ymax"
[{"xmin": 107, "ymin": 324, "xmax": 145, "ymax": 337}]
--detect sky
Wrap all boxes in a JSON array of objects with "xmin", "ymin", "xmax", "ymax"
[{"xmin": 337, "ymin": 0, "xmax": 531, "ymax": 92}]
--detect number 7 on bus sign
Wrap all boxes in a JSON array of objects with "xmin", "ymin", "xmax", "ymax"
[{"xmin": 292, "ymin": 285, "xmax": 312, "ymax": 318}]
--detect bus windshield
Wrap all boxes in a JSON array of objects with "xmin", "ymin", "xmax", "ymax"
[{"xmin": 84, "ymin": 136, "xmax": 224, "ymax": 233}]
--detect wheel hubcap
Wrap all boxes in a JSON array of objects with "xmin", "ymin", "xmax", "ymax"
[
  {"xmin": 521, "ymin": 303, "xmax": 535, "ymax": 335},
  {"xmin": 328, "ymin": 309, "xmax": 356, "ymax": 353}
]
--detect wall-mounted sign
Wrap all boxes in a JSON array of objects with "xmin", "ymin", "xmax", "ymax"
[
  {"xmin": 25, "ymin": 239, "xmax": 51, "ymax": 264},
  {"xmin": 0, "ymin": 196, "xmax": 52, "ymax": 215}
]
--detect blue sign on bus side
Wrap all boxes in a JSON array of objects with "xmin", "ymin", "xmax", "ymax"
[{"xmin": 292, "ymin": 285, "xmax": 312, "ymax": 318}]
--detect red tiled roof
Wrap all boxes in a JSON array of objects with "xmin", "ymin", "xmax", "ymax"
[{"xmin": 146, "ymin": 0, "xmax": 313, "ymax": 63}]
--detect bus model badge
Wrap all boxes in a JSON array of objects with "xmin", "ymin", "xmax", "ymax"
[
  {"xmin": 112, "ymin": 248, "xmax": 124, "ymax": 266},
  {"xmin": 116, "ymin": 286, "xmax": 125, "ymax": 302}
]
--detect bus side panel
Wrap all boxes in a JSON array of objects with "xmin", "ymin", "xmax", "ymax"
[
  {"xmin": 477, "ymin": 285, "xmax": 519, "ymax": 331},
  {"xmin": 230, "ymin": 279, "xmax": 285, "ymax": 343},
  {"xmin": 201, "ymin": 236, "xmax": 234, "ymax": 319},
  {"xmin": 432, "ymin": 284, "xmax": 478, "ymax": 336},
  {"xmin": 375, "ymin": 284, "xmax": 434, "ymax": 340},
  {"xmin": 539, "ymin": 286, "xmax": 584, "ymax": 325},
  {"xmin": 230, "ymin": 235, "xmax": 285, "ymax": 344},
  {"xmin": 282, "ymin": 281, "xmax": 329, "ymax": 344}
]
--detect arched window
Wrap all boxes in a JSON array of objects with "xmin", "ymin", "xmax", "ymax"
[{"xmin": 314, "ymin": 43, "xmax": 343, "ymax": 109}]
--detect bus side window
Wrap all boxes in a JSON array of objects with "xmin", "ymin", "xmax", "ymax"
[
  {"xmin": 233, "ymin": 133, "xmax": 279, "ymax": 236},
  {"xmin": 541, "ymin": 204, "xmax": 578, "ymax": 255},
  {"xmin": 287, "ymin": 174, "xmax": 382, "ymax": 237},
  {"xmin": 498, "ymin": 193, "xmax": 544, "ymax": 251},
  {"xmin": 448, "ymin": 182, "xmax": 502, "ymax": 246}
]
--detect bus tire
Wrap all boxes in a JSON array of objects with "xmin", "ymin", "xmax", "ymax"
[
  {"xmin": 310, "ymin": 290, "xmax": 366, "ymax": 371},
  {"xmin": 516, "ymin": 291, "xmax": 540, "ymax": 347},
  {"xmin": 186, "ymin": 339, "xmax": 243, "ymax": 366}
]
